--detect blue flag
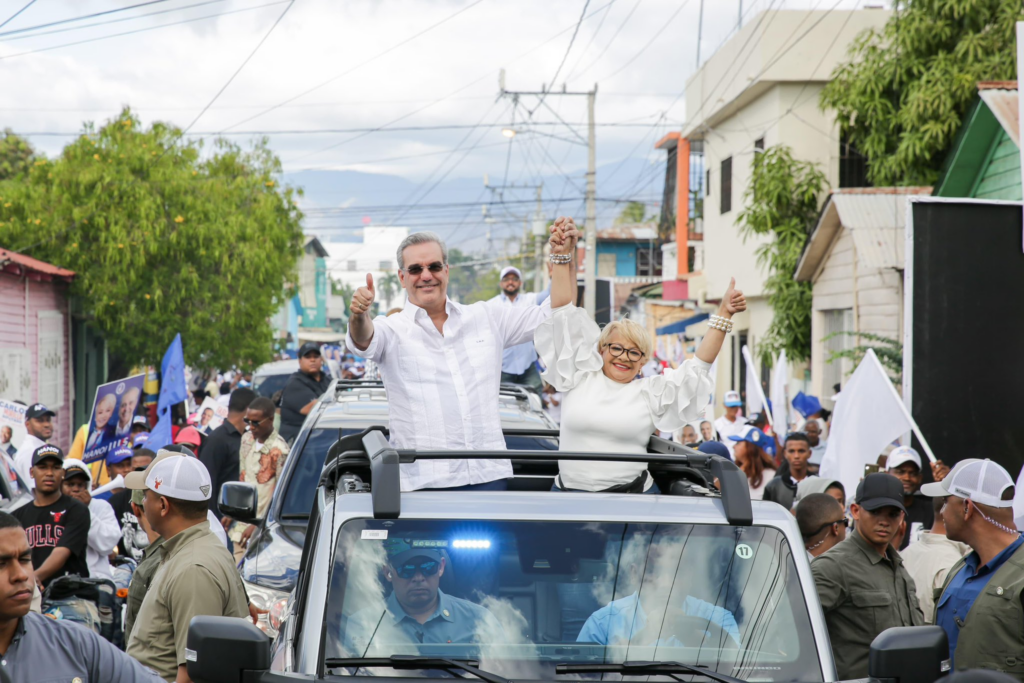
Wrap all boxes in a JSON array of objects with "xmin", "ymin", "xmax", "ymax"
[{"xmin": 148, "ymin": 334, "xmax": 188, "ymax": 451}]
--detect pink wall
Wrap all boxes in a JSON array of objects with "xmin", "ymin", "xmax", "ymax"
[{"xmin": 0, "ymin": 271, "xmax": 73, "ymax": 451}]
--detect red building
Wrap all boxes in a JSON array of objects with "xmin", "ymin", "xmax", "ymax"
[{"xmin": 0, "ymin": 247, "xmax": 75, "ymax": 450}]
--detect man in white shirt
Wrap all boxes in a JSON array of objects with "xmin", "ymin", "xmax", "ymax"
[
  {"xmin": 491, "ymin": 266, "xmax": 543, "ymax": 393},
  {"xmin": 713, "ymin": 391, "xmax": 747, "ymax": 457},
  {"xmin": 347, "ymin": 221, "xmax": 579, "ymax": 491},
  {"xmin": 13, "ymin": 404, "xmax": 54, "ymax": 487},
  {"xmin": 61, "ymin": 459, "xmax": 121, "ymax": 580},
  {"xmin": 900, "ymin": 496, "xmax": 969, "ymax": 623}
]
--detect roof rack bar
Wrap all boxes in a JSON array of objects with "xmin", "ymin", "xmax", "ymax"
[
  {"xmin": 396, "ymin": 450, "xmax": 681, "ymax": 464},
  {"xmin": 709, "ymin": 457, "xmax": 753, "ymax": 526},
  {"xmin": 362, "ymin": 430, "xmax": 401, "ymax": 519}
]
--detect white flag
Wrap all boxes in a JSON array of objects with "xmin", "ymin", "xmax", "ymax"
[
  {"xmin": 742, "ymin": 345, "xmax": 768, "ymax": 420},
  {"xmin": 819, "ymin": 349, "xmax": 913, "ymax": 498},
  {"xmin": 771, "ymin": 350, "xmax": 789, "ymax": 437}
]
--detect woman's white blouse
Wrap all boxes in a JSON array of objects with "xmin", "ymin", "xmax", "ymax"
[{"xmin": 535, "ymin": 305, "xmax": 713, "ymax": 491}]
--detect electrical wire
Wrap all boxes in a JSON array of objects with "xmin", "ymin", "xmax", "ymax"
[
  {"xmin": 599, "ymin": 0, "xmax": 692, "ymax": 81},
  {"xmin": 569, "ymin": 0, "xmax": 642, "ymax": 80},
  {"xmin": 182, "ymin": 0, "xmax": 296, "ymax": 134},
  {"xmin": 0, "ymin": 0, "xmax": 175, "ymax": 37},
  {"xmin": 0, "ymin": 0, "xmax": 227, "ymax": 42},
  {"xmin": 529, "ymin": 0, "xmax": 591, "ymax": 115},
  {"xmin": 0, "ymin": 0, "xmax": 37, "ymax": 31}
]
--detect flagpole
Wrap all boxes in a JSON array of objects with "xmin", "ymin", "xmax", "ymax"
[
  {"xmin": 866, "ymin": 348, "xmax": 937, "ymax": 464},
  {"xmin": 741, "ymin": 345, "xmax": 773, "ymax": 427}
]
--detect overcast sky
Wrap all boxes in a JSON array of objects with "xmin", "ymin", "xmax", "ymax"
[{"xmin": 0, "ymin": 0, "xmax": 871, "ymax": 247}]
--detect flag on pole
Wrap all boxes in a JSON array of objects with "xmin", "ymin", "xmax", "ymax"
[
  {"xmin": 771, "ymin": 350, "xmax": 789, "ymax": 437},
  {"xmin": 741, "ymin": 345, "xmax": 771, "ymax": 424},
  {"xmin": 148, "ymin": 334, "xmax": 188, "ymax": 451},
  {"xmin": 819, "ymin": 349, "xmax": 913, "ymax": 497}
]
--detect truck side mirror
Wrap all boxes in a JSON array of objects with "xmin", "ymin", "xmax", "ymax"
[
  {"xmin": 187, "ymin": 615, "xmax": 270, "ymax": 683},
  {"xmin": 869, "ymin": 625, "xmax": 949, "ymax": 683},
  {"xmin": 220, "ymin": 482, "xmax": 259, "ymax": 524}
]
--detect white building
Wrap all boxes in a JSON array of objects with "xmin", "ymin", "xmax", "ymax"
[
  {"xmin": 679, "ymin": 8, "xmax": 890, "ymax": 412},
  {"xmin": 324, "ymin": 227, "xmax": 410, "ymax": 311},
  {"xmin": 794, "ymin": 188, "xmax": 929, "ymax": 405}
]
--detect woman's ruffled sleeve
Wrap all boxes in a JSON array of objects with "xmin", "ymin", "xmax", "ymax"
[
  {"xmin": 535, "ymin": 305, "xmax": 604, "ymax": 392},
  {"xmin": 642, "ymin": 358, "xmax": 714, "ymax": 432}
]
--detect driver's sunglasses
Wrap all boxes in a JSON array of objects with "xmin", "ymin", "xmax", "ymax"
[
  {"xmin": 243, "ymin": 416, "xmax": 270, "ymax": 427},
  {"xmin": 394, "ymin": 560, "xmax": 440, "ymax": 579},
  {"xmin": 606, "ymin": 343, "xmax": 643, "ymax": 362},
  {"xmin": 403, "ymin": 261, "xmax": 444, "ymax": 276},
  {"xmin": 804, "ymin": 518, "xmax": 850, "ymax": 539}
]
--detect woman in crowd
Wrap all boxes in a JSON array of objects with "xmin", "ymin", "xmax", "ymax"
[
  {"xmin": 536, "ymin": 223, "xmax": 745, "ymax": 492},
  {"xmin": 729, "ymin": 427, "xmax": 777, "ymax": 500}
]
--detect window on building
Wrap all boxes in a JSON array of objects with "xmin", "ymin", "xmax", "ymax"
[
  {"xmin": 636, "ymin": 247, "xmax": 663, "ymax": 277},
  {"xmin": 754, "ymin": 137, "xmax": 765, "ymax": 152},
  {"xmin": 839, "ymin": 134, "xmax": 871, "ymax": 188},
  {"xmin": 720, "ymin": 157, "xmax": 732, "ymax": 214},
  {"xmin": 379, "ymin": 260, "xmax": 392, "ymax": 270},
  {"xmin": 822, "ymin": 309, "xmax": 855, "ymax": 400},
  {"xmin": 597, "ymin": 253, "xmax": 617, "ymax": 278},
  {"xmin": 37, "ymin": 312, "xmax": 64, "ymax": 408},
  {"xmin": 706, "ymin": 169, "xmax": 711, "ymax": 197},
  {"xmin": 346, "ymin": 260, "xmax": 357, "ymax": 271}
]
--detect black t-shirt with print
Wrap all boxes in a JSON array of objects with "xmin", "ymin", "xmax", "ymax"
[
  {"xmin": 108, "ymin": 488, "xmax": 143, "ymax": 561},
  {"xmin": 13, "ymin": 493, "xmax": 90, "ymax": 586}
]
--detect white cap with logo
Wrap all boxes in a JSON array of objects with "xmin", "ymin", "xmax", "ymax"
[
  {"xmin": 886, "ymin": 446, "xmax": 922, "ymax": 471},
  {"xmin": 920, "ymin": 458, "xmax": 1015, "ymax": 508},
  {"xmin": 142, "ymin": 455, "xmax": 213, "ymax": 501}
]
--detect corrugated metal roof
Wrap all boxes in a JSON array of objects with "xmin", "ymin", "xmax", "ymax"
[
  {"xmin": 597, "ymin": 223, "xmax": 658, "ymax": 240},
  {"xmin": 831, "ymin": 193, "xmax": 909, "ymax": 269},
  {"xmin": 0, "ymin": 247, "xmax": 75, "ymax": 280},
  {"xmin": 978, "ymin": 87, "xmax": 1019, "ymax": 147}
]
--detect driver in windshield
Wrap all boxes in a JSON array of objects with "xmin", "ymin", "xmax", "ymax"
[
  {"xmin": 577, "ymin": 536, "xmax": 741, "ymax": 647},
  {"xmin": 342, "ymin": 538, "xmax": 502, "ymax": 654}
]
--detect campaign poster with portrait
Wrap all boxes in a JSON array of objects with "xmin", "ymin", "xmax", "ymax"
[
  {"xmin": 195, "ymin": 396, "xmax": 228, "ymax": 434},
  {"xmin": 83, "ymin": 373, "xmax": 146, "ymax": 464},
  {"xmin": 0, "ymin": 400, "xmax": 27, "ymax": 454}
]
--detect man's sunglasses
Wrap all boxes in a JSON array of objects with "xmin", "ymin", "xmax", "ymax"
[
  {"xmin": 394, "ymin": 560, "xmax": 440, "ymax": 579},
  {"xmin": 804, "ymin": 517, "xmax": 850, "ymax": 539},
  {"xmin": 403, "ymin": 261, "xmax": 445, "ymax": 276},
  {"xmin": 606, "ymin": 343, "xmax": 644, "ymax": 363},
  {"xmin": 243, "ymin": 416, "xmax": 270, "ymax": 426}
]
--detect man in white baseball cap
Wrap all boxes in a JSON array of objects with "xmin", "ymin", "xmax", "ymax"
[
  {"xmin": 714, "ymin": 390, "xmax": 746, "ymax": 457},
  {"xmin": 886, "ymin": 445, "xmax": 945, "ymax": 549},
  {"xmin": 922, "ymin": 458, "xmax": 1024, "ymax": 675},
  {"xmin": 125, "ymin": 454, "xmax": 249, "ymax": 682},
  {"xmin": 491, "ymin": 265, "xmax": 544, "ymax": 392}
]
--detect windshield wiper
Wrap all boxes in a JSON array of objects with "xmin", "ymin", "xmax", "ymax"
[
  {"xmin": 556, "ymin": 660, "xmax": 747, "ymax": 683},
  {"xmin": 326, "ymin": 655, "xmax": 511, "ymax": 683}
]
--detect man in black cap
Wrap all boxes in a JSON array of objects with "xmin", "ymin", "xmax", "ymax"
[
  {"xmin": 278, "ymin": 342, "xmax": 332, "ymax": 444},
  {"xmin": 12, "ymin": 404, "xmax": 55, "ymax": 487},
  {"xmin": 811, "ymin": 472, "xmax": 923, "ymax": 679},
  {"xmin": 11, "ymin": 445, "xmax": 91, "ymax": 588}
]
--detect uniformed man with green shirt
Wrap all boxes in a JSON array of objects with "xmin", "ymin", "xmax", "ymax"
[
  {"xmin": 922, "ymin": 459, "xmax": 1024, "ymax": 680},
  {"xmin": 125, "ymin": 452, "xmax": 248, "ymax": 683},
  {"xmin": 812, "ymin": 473, "xmax": 924, "ymax": 679},
  {"xmin": 123, "ymin": 487, "xmax": 165, "ymax": 638}
]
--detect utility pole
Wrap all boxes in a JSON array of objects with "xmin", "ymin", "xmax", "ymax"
[
  {"xmin": 498, "ymin": 72, "xmax": 598, "ymax": 316},
  {"xmin": 533, "ymin": 184, "xmax": 544, "ymax": 292}
]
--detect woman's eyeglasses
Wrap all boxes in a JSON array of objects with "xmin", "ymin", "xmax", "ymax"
[
  {"xmin": 243, "ymin": 416, "xmax": 270, "ymax": 427},
  {"xmin": 394, "ymin": 560, "xmax": 440, "ymax": 579},
  {"xmin": 403, "ymin": 261, "xmax": 445, "ymax": 276},
  {"xmin": 606, "ymin": 343, "xmax": 644, "ymax": 362}
]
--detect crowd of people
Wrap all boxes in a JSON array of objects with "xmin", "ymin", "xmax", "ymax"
[{"xmin": 0, "ymin": 217, "xmax": 1020, "ymax": 681}]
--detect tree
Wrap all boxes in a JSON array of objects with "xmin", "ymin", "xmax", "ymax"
[
  {"xmin": 825, "ymin": 332, "xmax": 903, "ymax": 386},
  {"xmin": 0, "ymin": 107, "xmax": 304, "ymax": 370},
  {"xmin": 0, "ymin": 129, "xmax": 37, "ymax": 181},
  {"xmin": 615, "ymin": 200, "xmax": 647, "ymax": 225},
  {"xmin": 821, "ymin": 1, "xmax": 1023, "ymax": 186},
  {"xmin": 738, "ymin": 146, "xmax": 828, "ymax": 365},
  {"xmin": 378, "ymin": 272, "xmax": 400, "ymax": 309}
]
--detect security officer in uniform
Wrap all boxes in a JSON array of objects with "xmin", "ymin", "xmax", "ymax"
[
  {"xmin": 342, "ymin": 538, "xmax": 501, "ymax": 655},
  {"xmin": 125, "ymin": 454, "xmax": 248, "ymax": 682},
  {"xmin": 922, "ymin": 459, "xmax": 1024, "ymax": 679},
  {"xmin": 812, "ymin": 473, "xmax": 923, "ymax": 679}
]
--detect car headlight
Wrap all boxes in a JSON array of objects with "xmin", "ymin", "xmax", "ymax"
[{"xmin": 244, "ymin": 580, "xmax": 291, "ymax": 637}]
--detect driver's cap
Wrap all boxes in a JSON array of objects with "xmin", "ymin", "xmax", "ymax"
[{"xmin": 384, "ymin": 538, "xmax": 444, "ymax": 566}]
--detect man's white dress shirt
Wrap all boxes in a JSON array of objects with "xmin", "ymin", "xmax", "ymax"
[
  {"xmin": 490, "ymin": 291, "xmax": 541, "ymax": 375},
  {"xmin": 13, "ymin": 434, "xmax": 45, "ymax": 488},
  {"xmin": 346, "ymin": 296, "xmax": 551, "ymax": 491},
  {"xmin": 86, "ymin": 497, "xmax": 122, "ymax": 580}
]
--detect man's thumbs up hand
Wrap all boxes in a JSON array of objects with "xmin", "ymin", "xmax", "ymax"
[{"xmin": 351, "ymin": 274, "xmax": 376, "ymax": 316}]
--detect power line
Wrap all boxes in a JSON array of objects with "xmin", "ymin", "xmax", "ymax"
[
  {"xmin": 570, "ymin": 0, "xmax": 643, "ymax": 80},
  {"xmin": 0, "ymin": 0, "xmax": 175, "ymax": 37},
  {"xmin": 529, "ymin": 0, "xmax": 591, "ymax": 115},
  {"xmin": 0, "ymin": 0, "xmax": 37, "ymax": 31},
  {"xmin": 563, "ymin": 0, "xmax": 616, "ymax": 80},
  {"xmin": 599, "ymin": 0, "xmax": 692, "ymax": 81},
  {"xmin": 1, "ymin": 0, "xmax": 226, "ymax": 42},
  {"xmin": 218, "ymin": 0, "xmax": 489, "ymax": 133},
  {"xmin": 0, "ymin": 0, "xmax": 290, "ymax": 62},
  {"xmin": 183, "ymin": 0, "xmax": 296, "ymax": 134}
]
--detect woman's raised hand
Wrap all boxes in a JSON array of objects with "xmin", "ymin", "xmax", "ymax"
[
  {"xmin": 549, "ymin": 216, "xmax": 580, "ymax": 256},
  {"xmin": 720, "ymin": 278, "xmax": 746, "ymax": 317}
]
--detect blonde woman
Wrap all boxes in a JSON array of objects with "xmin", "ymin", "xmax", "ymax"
[{"xmin": 535, "ymin": 280, "xmax": 746, "ymax": 493}]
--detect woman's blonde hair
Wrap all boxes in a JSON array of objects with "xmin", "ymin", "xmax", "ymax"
[{"xmin": 597, "ymin": 318, "xmax": 652, "ymax": 360}]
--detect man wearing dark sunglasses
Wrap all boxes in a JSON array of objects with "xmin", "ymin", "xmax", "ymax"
[
  {"xmin": 345, "ymin": 221, "xmax": 580, "ymax": 492},
  {"xmin": 795, "ymin": 493, "xmax": 847, "ymax": 560},
  {"xmin": 343, "ymin": 538, "xmax": 501, "ymax": 653}
]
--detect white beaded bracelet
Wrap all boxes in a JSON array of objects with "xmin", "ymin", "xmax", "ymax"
[
  {"xmin": 708, "ymin": 314, "xmax": 733, "ymax": 333},
  {"xmin": 549, "ymin": 253, "xmax": 573, "ymax": 264}
]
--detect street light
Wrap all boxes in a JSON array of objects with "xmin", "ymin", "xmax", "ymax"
[{"xmin": 501, "ymin": 127, "xmax": 517, "ymax": 138}]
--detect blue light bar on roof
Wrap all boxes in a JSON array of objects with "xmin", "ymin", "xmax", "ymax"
[{"xmin": 451, "ymin": 539, "xmax": 491, "ymax": 550}]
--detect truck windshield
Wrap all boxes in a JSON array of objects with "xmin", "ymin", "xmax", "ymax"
[{"xmin": 324, "ymin": 519, "xmax": 822, "ymax": 681}]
